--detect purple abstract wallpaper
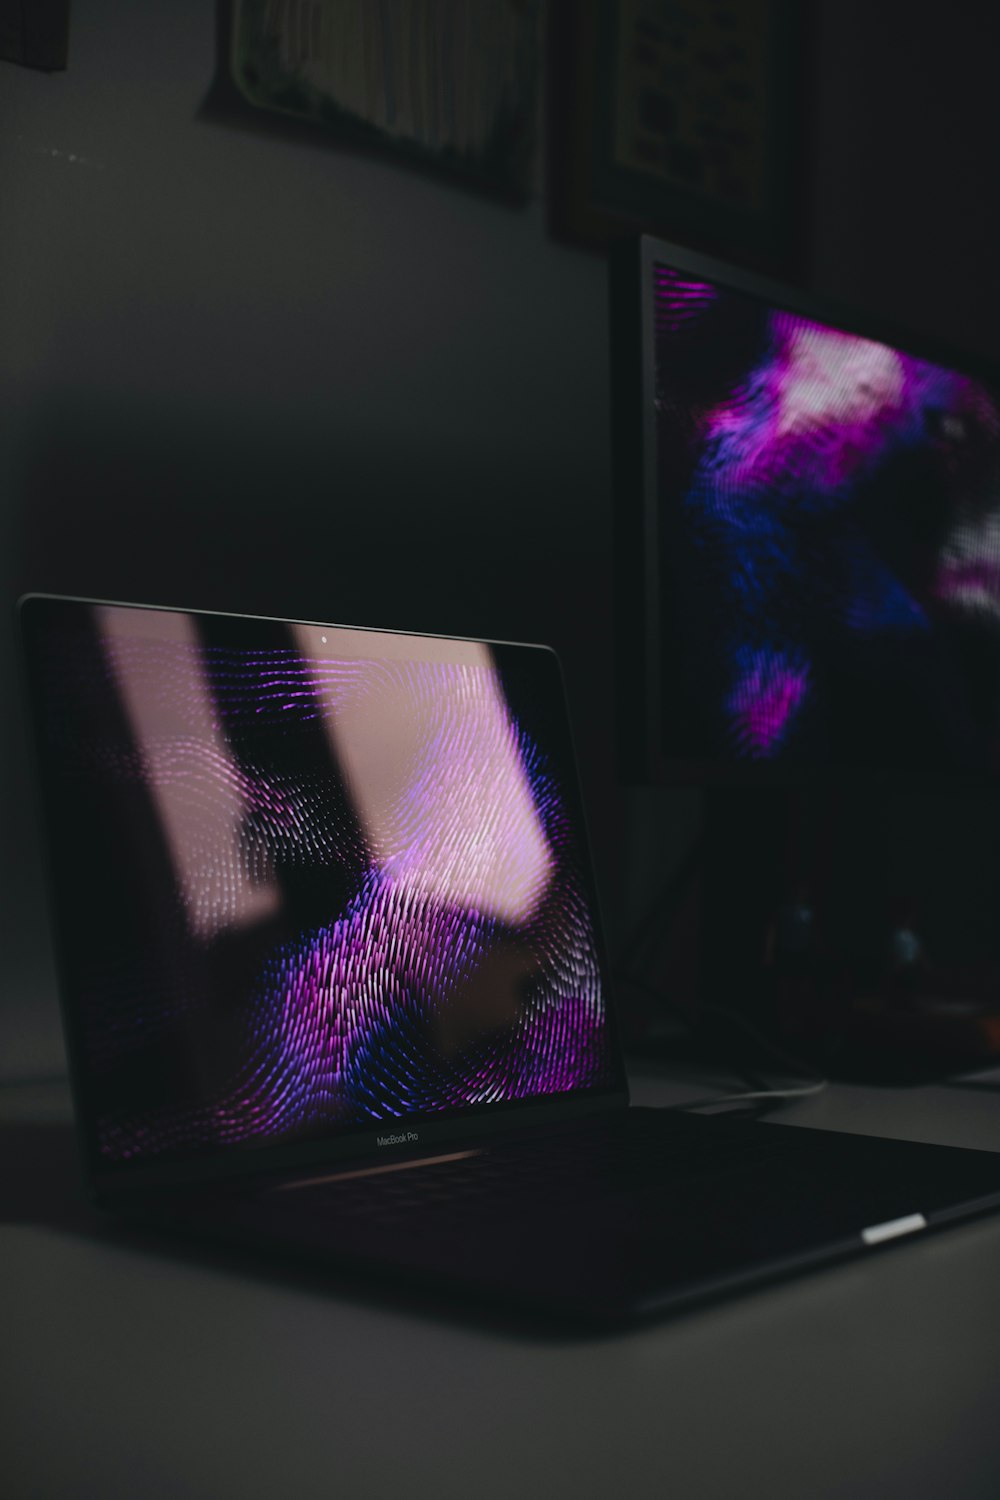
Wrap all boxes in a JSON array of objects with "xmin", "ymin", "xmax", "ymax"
[
  {"xmin": 26, "ymin": 605, "xmax": 616, "ymax": 1165},
  {"xmin": 652, "ymin": 261, "xmax": 1000, "ymax": 772}
]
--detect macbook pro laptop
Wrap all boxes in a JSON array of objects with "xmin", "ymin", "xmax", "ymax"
[{"xmin": 18, "ymin": 593, "xmax": 1000, "ymax": 1326}]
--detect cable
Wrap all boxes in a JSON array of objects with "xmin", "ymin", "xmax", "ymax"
[{"xmin": 617, "ymin": 974, "xmax": 828, "ymax": 1113}]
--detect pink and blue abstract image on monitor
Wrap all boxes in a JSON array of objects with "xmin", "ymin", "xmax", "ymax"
[{"xmin": 652, "ymin": 261, "xmax": 1000, "ymax": 773}]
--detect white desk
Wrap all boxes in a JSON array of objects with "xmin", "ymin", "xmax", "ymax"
[{"xmin": 4, "ymin": 1068, "xmax": 1000, "ymax": 1500}]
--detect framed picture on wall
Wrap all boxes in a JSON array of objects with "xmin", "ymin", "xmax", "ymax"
[
  {"xmin": 548, "ymin": 0, "xmax": 810, "ymax": 275},
  {"xmin": 219, "ymin": 0, "xmax": 542, "ymax": 201},
  {"xmin": 0, "ymin": 0, "xmax": 70, "ymax": 70}
]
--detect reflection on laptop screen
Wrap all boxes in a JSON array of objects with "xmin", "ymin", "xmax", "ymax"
[{"xmin": 23, "ymin": 601, "xmax": 619, "ymax": 1168}]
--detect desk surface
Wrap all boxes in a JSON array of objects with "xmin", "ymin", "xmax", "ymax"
[{"xmin": 4, "ymin": 1067, "xmax": 1000, "ymax": 1500}]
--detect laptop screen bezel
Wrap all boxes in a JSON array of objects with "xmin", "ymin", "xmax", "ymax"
[{"xmin": 18, "ymin": 593, "xmax": 630, "ymax": 1203}]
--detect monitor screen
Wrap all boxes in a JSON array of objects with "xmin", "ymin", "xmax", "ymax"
[
  {"xmin": 613, "ymin": 236, "xmax": 1000, "ymax": 783},
  {"xmin": 21, "ymin": 599, "xmax": 621, "ymax": 1175}
]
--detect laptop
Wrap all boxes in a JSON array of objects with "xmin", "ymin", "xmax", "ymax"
[{"xmin": 18, "ymin": 593, "xmax": 1000, "ymax": 1326}]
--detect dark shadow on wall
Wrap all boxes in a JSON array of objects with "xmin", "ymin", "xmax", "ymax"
[{"xmin": 9, "ymin": 389, "xmax": 607, "ymax": 650}]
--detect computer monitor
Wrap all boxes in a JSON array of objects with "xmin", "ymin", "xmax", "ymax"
[{"xmin": 611, "ymin": 234, "xmax": 1000, "ymax": 787}]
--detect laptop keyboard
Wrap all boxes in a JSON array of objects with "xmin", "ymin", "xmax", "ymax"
[{"xmin": 282, "ymin": 1111, "xmax": 809, "ymax": 1227}]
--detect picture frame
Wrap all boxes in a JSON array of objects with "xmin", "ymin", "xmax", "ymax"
[
  {"xmin": 219, "ymin": 0, "xmax": 542, "ymax": 202},
  {"xmin": 0, "ymin": 0, "xmax": 70, "ymax": 71},
  {"xmin": 548, "ymin": 0, "xmax": 809, "ymax": 275}
]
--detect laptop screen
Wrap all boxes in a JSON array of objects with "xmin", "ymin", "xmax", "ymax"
[{"xmin": 21, "ymin": 599, "xmax": 622, "ymax": 1174}]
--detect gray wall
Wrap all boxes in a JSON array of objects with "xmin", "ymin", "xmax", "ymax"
[
  {"xmin": 3, "ymin": 0, "xmax": 999, "ymax": 1078},
  {"xmin": 1, "ymin": 1, "xmax": 624, "ymax": 1075}
]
